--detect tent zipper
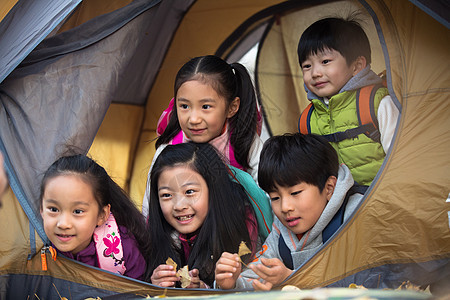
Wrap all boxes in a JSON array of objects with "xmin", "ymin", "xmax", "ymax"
[{"xmin": 41, "ymin": 246, "xmax": 57, "ymax": 271}]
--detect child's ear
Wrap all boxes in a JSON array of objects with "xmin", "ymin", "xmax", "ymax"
[
  {"xmin": 97, "ymin": 204, "xmax": 111, "ymax": 227},
  {"xmin": 325, "ymin": 176, "xmax": 337, "ymax": 201},
  {"xmin": 226, "ymin": 97, "xmax": 240, "ymax": 118},
  {"xmin": 352, "ymin": 56, "xmax": 367, "ymax": 76}
]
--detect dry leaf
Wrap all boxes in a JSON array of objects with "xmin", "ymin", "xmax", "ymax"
[
  {"xmin": 176, "ymin": 265, "xmax": 191, "ymax": 288},
  {"xmin": 237, "ymin": 241, "xmax": 252, "ymax": 267},
  {"xmin": 166, "ymin": 257, "xmax": 191, "ymax": 288},
  {"xmin": 238, "ymin": 241, "xmax": 251, "ymax": 257},
  {"xmin": 152, "ymin": 289, "xmax": 167, "ymax": 298},
  {"xmin": 165, "ymin": 257, "xmax": 178, "ymax": 270},
  {"xmin": 349, "ymin": 283, "xmax": 367, "ymax": 289}
]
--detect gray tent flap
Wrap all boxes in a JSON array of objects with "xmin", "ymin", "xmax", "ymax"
[
  {"xmin": 22, "ymin": 0, "xmax": 161, "ymax": 65},
  {"xmin": 327, "ymin": 259, "xmax": 450, "ymax": 290},
  {"xmin": 0, "ymin": 0, "xmax": 194, "ymax": 231},
  {"xmin": 0, "ymin": 0, "xmax": 82, "ymax": 84}
]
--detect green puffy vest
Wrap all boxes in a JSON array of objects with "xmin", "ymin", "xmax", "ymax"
[{"xmin": 309, "ymin": 88, "xmax": 389, "ymax": 185}]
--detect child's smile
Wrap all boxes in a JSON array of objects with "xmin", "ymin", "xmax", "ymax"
[
  {"xmin": 301, "ymin": 48, "xmax": 359, "ymax": 99},
  {"xmin": 175, "ymin": 214, "xmax": 195, "ymax": 223},
  {"xmin": 41, "ymin": 175, "xmax": 108, "ymax": 255},
  {"xmin": 176, "ymin": 80, "xmax": 238, "ymax": 143},
  {"xmin": 55, "ymin": 233, "xmax": 76, "ymax": 242}
]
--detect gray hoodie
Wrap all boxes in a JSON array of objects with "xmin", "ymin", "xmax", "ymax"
[{"xmin": 233, "ymin": 164, "xmax": 363, "ymax": 289}]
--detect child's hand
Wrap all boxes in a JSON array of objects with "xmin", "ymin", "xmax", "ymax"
[
  {"xmin": 151, "ymin": 264, "xmax": 179, "ymax": 287},
  {"xmin": 186, "ymin": 268, "xmax": 208, "ymax": 289},
  {"xmin": 215, "ymin": 252, "xmax": 241, "ymax": 289},
  {"xmin": 249, "ymin": 257, "xmax": 293, "ymax": 291}
]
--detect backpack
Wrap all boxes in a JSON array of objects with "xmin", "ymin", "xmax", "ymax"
[
  {"xmin": 298, "ymin": 84, "xmax": 386, "ymax": 143},
  {"xmin": 227, "ymin": 165, "xmax": 273, "ymax": 241},
  {"xmin": 278, "ymin": 184, "xmax": 368, "ymax": 270}
]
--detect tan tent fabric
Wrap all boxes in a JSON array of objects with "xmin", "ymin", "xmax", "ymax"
[
  {"xmin": 1, "ymin": 0, "xmax": 449, "ymax": 297},
  {"xmin": 88, "ymin": 103, "xmax": 144, "ymax": 207},
  {"xmin": 0, "ymin": 189, "xmax": 43, "ymax": 269},
  {"xmin": 0, "ymin": 0, "xmax": 17, "ymax": 22}
]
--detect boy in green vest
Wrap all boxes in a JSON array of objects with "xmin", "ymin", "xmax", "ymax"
[{"xmin": 297, "ymin": 15, "xmax": 399, "ymax": 185}]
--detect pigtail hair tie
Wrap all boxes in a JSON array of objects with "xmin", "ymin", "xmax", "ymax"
[{"xmin": 230, "ymin": 63, "xmax": 236, "ymax": 75}]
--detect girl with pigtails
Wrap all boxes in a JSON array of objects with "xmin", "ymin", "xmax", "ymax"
[{"xmin": 142, "ymin": 55, "xmax": 263, "ymax": 216}]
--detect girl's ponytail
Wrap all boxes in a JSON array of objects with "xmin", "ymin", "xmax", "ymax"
[{"xmin": 229, "ymin": 62, "xmax": 258, "ymax": 170}]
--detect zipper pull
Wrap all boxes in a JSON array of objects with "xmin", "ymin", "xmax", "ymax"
[
  {"xmin": 41, "ymin": 246, "xmax": 48, "ymax": 271},
  {"xmin": 49, "ymin": 246, "xmax": 57, "ymax": 261},
  {"xmin": 41, "ymin": 246, "xmax": 57, "ymax": 271}
]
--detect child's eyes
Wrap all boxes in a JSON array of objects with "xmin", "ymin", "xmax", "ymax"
[
  {"xmin": 73, "ymin": 209, "xmax": 84, "ymax": 214},
  {"xmin": 269, "ymin": 194, "xmax": 280, "ymax": 201},
  {"xmin": 159, "ymin": 193, "xmax": 172, "ymax": 199},
  {"xmin": 179, "ymin": 104, "xmax": 189, "ymax": 109},
  {"xmin": 202, "ymin": 104, "xmax": 212, "ymax": 109},
  {"xmin": 291, "ymin": 190, "xmax": 302, "ymax": 196},
  {"xmin": 322, "ymin": 59, "xmax": 330, "ymax": 64},
  {"xmin": 185, "ymin": 189, "xmax": 197, "ymax": 195},
  {"xmin": 301, "ymin": 64, "xmax": 311, "ymax": 70},
  {"xmin": 47, "ymin": 207, "xmax": 59, "ymax": 213}
]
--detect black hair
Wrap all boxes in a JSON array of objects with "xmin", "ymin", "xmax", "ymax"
[
  {"xmin": 156, "ymin": 55, "xmax": 258, "ymax": 170},
  {"xmin": 40, "ymin": 155, "xmax": 151, "ymax": 259},
  {"xmin": 258, "ymin": 133, "xmax": 339, "ymax": 193},
  {"xmin": 144, "ymin": 142, "xmax": 254, "ymax": 287},
  {"xmin": 297, "ymin": 15, "xmax": 371, "ymax": 66}
]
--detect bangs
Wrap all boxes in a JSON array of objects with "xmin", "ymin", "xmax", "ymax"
[
  {"xmin": 259, "ymin": 164, "xmax": 306, "ymax": 193},
  {"xmin": 258, "ymin": 149, "xmax": 310, "ymax": 193},
  {"xmin": 298, "ymin": 31, "xmax": 338, "ymax": 64}
]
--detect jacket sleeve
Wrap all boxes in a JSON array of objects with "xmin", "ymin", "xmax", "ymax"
[
  {"xmin": 247, "ymin": 135, "xmax": 263, "ymax": 183},
  {"xmin": 234, "ymin": 224, "xmax": 281, "ymax": 289},
  {"xmin": 377, "ymin": 95, "xmax": 399, "ymax": 153},
  {"xmin": 120, "ymin": 227, "xmax": 146, "ymax": 281}
]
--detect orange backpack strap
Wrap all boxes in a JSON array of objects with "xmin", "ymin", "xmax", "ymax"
[
  {"xmin": 298, "ymin": 103, "xmax": 314, "ymax": 134},
  {"xmin": 356, "ymin": 83, "xmax": 384, "ymax": 142},
  {"xmin": 298, "ymin": 84, "xmax": 384, "ymax": 143}
]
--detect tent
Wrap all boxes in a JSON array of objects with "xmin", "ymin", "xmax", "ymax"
[{"xmin": 0, "ymin": 0, "xmax": 449, "ymax": 298}]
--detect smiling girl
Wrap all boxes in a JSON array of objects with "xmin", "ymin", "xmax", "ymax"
[
  {"xmin": 142, "ymin": 55, "xmax": 263, "ymax": 217},
  {"xmin": 144, "ymin": 143, "xmax": 260, "ymax": 288},
  {"xmin": 40, "ymin": 154, "xmax": 150, "ymax": 280}
]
